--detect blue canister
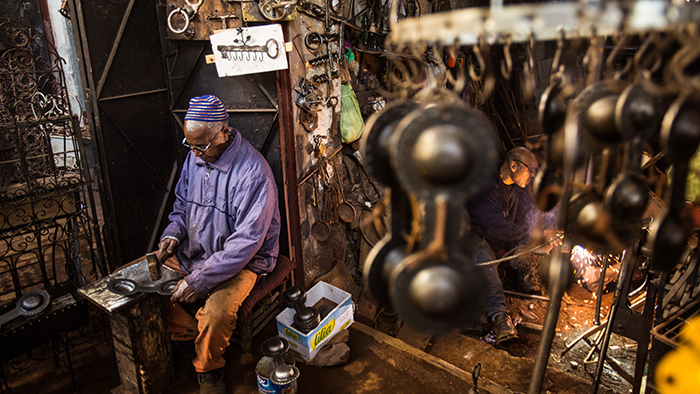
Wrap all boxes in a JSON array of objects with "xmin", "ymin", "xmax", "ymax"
[{"xmin": 256, "ymin": 354, "xmax": 298, "ymax": 394}]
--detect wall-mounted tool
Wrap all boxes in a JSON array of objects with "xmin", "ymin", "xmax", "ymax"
[
  {"xmin": 167, "ymin": 0, "xmax": 204, "ymax": 34},
  {"xmin": 258, "ymin": 0, "xmax": 297, "ymax": 21},
  {"xmin": 206, "ymin": 13, "xmax": 238, "ymax": 30},
  {"xmin": 305, "ymin": 53, "xmax": 340, "ymax": 69},
  {"xmin": 304, "ymin": 32, "xmax": 339, "ymax": 51},
  {"xmin": 311, "ymin": 70, "xmax": 340, "ymax": 85},
  {"xmin": 296, "ymin": 0, "xmax": 325, "ymax": 18}
]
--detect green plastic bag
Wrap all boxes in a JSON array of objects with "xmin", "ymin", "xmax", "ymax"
[{"xmin": 340, "ymin": 83, "xmax": 364, "ymax": 144}]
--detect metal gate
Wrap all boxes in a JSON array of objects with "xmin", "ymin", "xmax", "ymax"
[
  {"xmin": 0, "ymin": 11, "xmax": 105, "ymax": 389},
  {"xmin": 69, "ymin": 0, "xmax": 289, "ymax": 269}
]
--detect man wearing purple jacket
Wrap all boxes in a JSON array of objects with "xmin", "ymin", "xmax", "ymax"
[{"xmin": 158, "ymin": 95, "xmax": 280, "ymax": 394}]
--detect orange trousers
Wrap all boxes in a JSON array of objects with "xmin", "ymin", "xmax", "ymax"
[{"xmin": 163, "ymin": 257, "xmax": 257, "ymax": 373}]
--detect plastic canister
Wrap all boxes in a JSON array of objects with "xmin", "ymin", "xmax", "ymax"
[{"xmin": 256, "ymin": 353, "xmax": 297, "ymax": 394}]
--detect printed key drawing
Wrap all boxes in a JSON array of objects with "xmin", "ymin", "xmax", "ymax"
[{"xmin": 210, "ymin": 24, "xmax": 288, "ymax": 77}]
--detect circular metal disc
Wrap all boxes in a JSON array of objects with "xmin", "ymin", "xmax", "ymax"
[
  {"xmin": 363, "ymin": 236, "xmax": 407, "ymax": 307},
  {"xmin": 311, "ymin": 221, "xmax": 331, "ymax": 242},
  {"xmin": 575, "ymin": 80, "xmax": 625, "ymax": 146},
  {"xmin": 391, "ymin": 102, "xmax": 498, "ymax": 200},
  {"xmin": 17, "ymin": 289, "xmax": 50, "ymax": 318},
  {"xmin": 108, "ymin": 278, "xmax": 139, "ymax": 296},
  {"xmin": 361, "ymin": 100, "xmax": 419, "ymax": 186},
  {"xmin": 338, "ymin": 202, "xmax": 356, "ymax": 223},
  {"xmin": 615, "ymin": 83, "xmax": 662, "ymax": 141},
  {"xmin": 389, "ymin": 251, "xmax": 486, "ymax": 334},
  {"xmin": 158, "ymin": 280, "xmax": 179, "ymax": 296},
  {"xmin": 262, "ymin": 336, "xmax": 289, "ymax": 356}
]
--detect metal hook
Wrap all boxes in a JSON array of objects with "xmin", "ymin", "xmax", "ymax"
[
  {"xmin": 634, "ymin": 32, "xmax": 663, "ymax": 78},
  {"xmin": 523, "ymin": 31, "xmax": 536, "ymax": 97},
  {"xmin": 500, "ymin": 35, "xmax": 513, "ymax": 80},
  {"xmin": 469, "ymin": 35, "xmax": 486, "ymax": 82},
  {"xmin": 550, "ymin": 28, "xmax": 565, "ymax": 80},
  {"xmin": 245, "ymin": 51, "xmax": 251, "ymax": 61},
  {"xmin": 445, "ymin": 43, "xmax": 466, "ymax": 92},
  {"xmin": 605, "ymin": 32, "xmax": 633, "ymax": 80}
]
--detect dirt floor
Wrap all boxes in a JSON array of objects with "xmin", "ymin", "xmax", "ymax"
[{"xmin": 2, "ymin": 274, "xmax": 642, "ymax": 394}]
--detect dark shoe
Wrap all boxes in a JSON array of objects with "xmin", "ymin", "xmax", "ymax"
[
  {"xmin": 197, "ymin": 369, "xmax": 226, "ymax": 394},
  {"xmin": 491, "ymin": 312, "xmax": 518, "ymax": 344}
]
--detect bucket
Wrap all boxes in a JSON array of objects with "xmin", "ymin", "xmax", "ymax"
[{"xmin": 256, "ymin": 354, "xmax": 298, "ymax": 394}]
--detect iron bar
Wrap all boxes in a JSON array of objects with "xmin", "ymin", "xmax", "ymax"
[
  {"xmin": 528, "ymin": 245, "xmax": 571, "ymax": 394},
  {"xmin": 95, "ymin": 0, "xmax": 136, "ymax": 98}
]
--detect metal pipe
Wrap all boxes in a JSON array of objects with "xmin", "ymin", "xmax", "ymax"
[
  {"xmin": 591, "ymin": 251, "xmax": 635, "ymax": 394},
  {"xmin": 528, "ymin": 245, "xmax": 570, "ymax": 394},
  {"xmin": 593, "ymin": 255, "xmax": 608, "ymax": 325}
]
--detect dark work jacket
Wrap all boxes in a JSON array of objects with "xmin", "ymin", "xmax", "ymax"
[{"xmin": 466, "ymin": 175, "xmax": 540, "ymax": 251}]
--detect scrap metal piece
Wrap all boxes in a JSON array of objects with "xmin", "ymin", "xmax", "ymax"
[{"xmin": 0, "ymin": 290, "xmax": 51, "ymax": 330}]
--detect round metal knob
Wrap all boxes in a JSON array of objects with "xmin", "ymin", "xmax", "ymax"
[
  {"xmin": 270, "ymin": 364, "xmax": 300, "ymax": 385},
  {"xmin": 408, "ymin": 265, "xmax": 463, "ymax": 316},
  {"xmin": 283, "ymin": 286, "xmax": 306, "ymax": 308},
  {"xmin": 584, "ymin": 96, "xmax": 622, "ymax": 143},
  {"xmin": 293, "ymin": 306, "xmax": 320, "ymax": 333},
  {"xmin": 262, "ymin": 336, "xmax": 289, "ymax": 357},
  {"xmin": 412, "ymin": 124, "xmax": 472, "ymax": 186},
  {"xmin": 21, "ymin": 293, "xmax": 43, "ymax": 311}
]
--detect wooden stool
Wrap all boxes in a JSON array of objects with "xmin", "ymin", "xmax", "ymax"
[{"xmin": 232, "ymin": 255, "xmax": 296, "ymax": 352}]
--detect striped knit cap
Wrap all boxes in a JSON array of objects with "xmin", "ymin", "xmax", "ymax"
[{"xmin": 185, "ymin": 95, "xmax": 229, "ymax": 122}]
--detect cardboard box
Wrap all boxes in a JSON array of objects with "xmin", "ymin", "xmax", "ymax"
[{"xmin": 276, "ymin": 281, "xmax": 354, "ymax": 361}]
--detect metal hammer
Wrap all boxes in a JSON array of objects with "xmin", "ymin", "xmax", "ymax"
[{"xmin": 146, "ymin": 252, "xmax": 163, "ymax": 281}]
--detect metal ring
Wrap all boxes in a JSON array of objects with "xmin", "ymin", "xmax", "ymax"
[
  {"xmin": 265, "ymin": 38, "xmax": 280, "ymax": 59},
  {"xmin": 167, "ymin": 7, "xmax": 190, "ymax": 35},
  {"xmin": 305, "ymin": 32, "xmax": 323, "ymax": 51}
]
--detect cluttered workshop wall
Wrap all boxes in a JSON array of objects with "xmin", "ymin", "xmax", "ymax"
[{"xmin": 287, "ymin": 0, "xmax": 407, "ymax": 291}]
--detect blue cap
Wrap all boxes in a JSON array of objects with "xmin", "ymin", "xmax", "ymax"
[{"xmin": 185, "ymin": 95, "xmax": 229, "ymax": 122}]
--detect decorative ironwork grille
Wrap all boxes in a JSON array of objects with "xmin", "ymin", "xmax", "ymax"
[
  {"xmin": 0, "ymin": 16, "xmax": 106, "ymax": 391},
  {"xmin": 0, "ymin": 17, "xmax": 103, "ymax": 300}
]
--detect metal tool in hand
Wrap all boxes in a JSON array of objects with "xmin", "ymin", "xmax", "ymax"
[
  {"xmin": 167, "ymin": 0, "xmax": 203, "ymax": 34},
  {"xmin": 107, "ymin": 278, "xmax": 179, "ymax": 297},
  {"xmin": 146, "ymin": 252, "xmax": 163, "ymax": 281},
  {"xmin": 0, "ymin": 290, "xmax": 51, "ymax": 330}
]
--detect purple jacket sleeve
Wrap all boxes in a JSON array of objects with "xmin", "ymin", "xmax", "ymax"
[
  {"xmin": 160, "ymin": 156, "xmax": 190, "ymax": 243},
  {"xmin": 184, "ymin": 175, "xmax": 277, "ymax": 298}
]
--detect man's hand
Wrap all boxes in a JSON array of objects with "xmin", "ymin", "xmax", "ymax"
[
  {"xmin": 158, "ymin": 238, "xmax": 179, "ymax": 259},
  {"xmin": 543, "ymin": 229, "xmax": 563, "ymax": 246},
  {"xmin": 171, "ymin": 279, "xmax": 198, "ymax": 303}
]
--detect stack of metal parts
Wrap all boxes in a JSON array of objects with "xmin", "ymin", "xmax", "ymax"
[
  {"xmin": 362, "ymin": 1, "xmax": 700, "ymax": 393},
  {"xmin": 284, "ymin": 286, "xmax": 321, "ymax": 333},
  {"xmin": 362, "ymin": 87, "xmax": 499, "ymax": 334}
]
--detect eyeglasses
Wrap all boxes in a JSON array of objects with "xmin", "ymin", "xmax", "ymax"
[
  {"xmin": 182, "ymin": 129, "xmax": 222, "ymax": 152},
  {"xmin": 513, "ymin": 159, "xmax": 537, "ymax": 177}
]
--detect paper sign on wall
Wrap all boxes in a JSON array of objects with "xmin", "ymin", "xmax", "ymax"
[{"xmin": 209, "ymin": 24, "xmax": 288, "ymax": 77}]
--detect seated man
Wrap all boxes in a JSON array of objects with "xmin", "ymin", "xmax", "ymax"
[
  {"xmin": 464, "ymin": 146, "xmax": 554, "ymax": 344},
  {"xmin": 158, "ymin": 95, "xmax": 280, "ymax": 394}
]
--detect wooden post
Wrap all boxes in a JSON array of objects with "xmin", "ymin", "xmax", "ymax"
[{"xmin": 109, "ymin": 295, "xmax": 174, "ymax": 394}]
